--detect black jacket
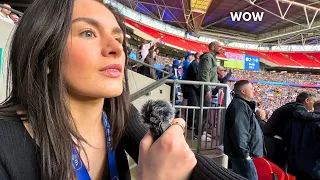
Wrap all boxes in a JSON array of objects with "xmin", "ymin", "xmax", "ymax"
[
  {"xmin": 256, "ymin": 116, "xmax": 267, "ymax": 130},
  {"xmin": 288, "ymin": 112, "xmax": 320, "ymax": 179},
  {"xmin": 224, "ymin": 94, "xmax": 263, "ymax": 159},
  {"xmin": 186, "ymin": 60, "xmax": 199, "ymax": 81},
  {"xmin": 263, "ymin": 102, "xmax": 320, "ymax": 141}
]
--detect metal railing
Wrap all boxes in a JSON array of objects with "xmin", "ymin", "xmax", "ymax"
[
  {"xmin": 128, "ymin": 57, "xmax": 173, "ymax": 101},
  {"xmin": 165, "ymin": 79, "xmax": 229, "ymax": 154},
  {"xmin": 0, "ymin": 4, "xmax": 23, "ymax": 16}
]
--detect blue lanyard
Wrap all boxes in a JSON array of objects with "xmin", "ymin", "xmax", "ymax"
[{"xmin": 71, "ymin": 113, "xmax": 119, "ymax": 180}]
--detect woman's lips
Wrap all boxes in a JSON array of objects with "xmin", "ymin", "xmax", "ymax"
[{"xmin": 99, "ymin": 64, "xmax": 122, "ymax": 78}]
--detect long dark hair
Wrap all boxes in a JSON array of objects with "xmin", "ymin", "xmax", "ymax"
[{"xmin": 0, "ymin": 0, "xmax": 130, "ymax": 179}]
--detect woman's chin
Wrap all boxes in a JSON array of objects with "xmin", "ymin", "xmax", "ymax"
[{"xmin": 102, "ymin": 88, "xmax": 124, "ymax": 99}]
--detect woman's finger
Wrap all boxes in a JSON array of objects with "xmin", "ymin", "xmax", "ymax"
[
  {"xmin": 169, "ymin": 118, "xmax": 186, "ymax": 134},
  {"xmin": 139, "ymin": 131, "xmax": 154, "ymax": 156}
]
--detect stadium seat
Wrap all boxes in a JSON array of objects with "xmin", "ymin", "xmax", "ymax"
[
  {"xmin": 254, "ymin": 158, "xmax": 273, "ymax": 180},
  {"xmin": 269, "ymin": 161, "xmax": 285, "ymax": 180},
  {"xmin": 284, "ymin": 173, "xmax": 296, "ymax": 180}
]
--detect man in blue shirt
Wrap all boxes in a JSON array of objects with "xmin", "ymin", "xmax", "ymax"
[
  {"xmin": 181, "ymin": 52, "xmax": 194, "ymax": 118},
  {"xmin": 182, "ymin": 52, "xmax": 194, "ymax": 80}
]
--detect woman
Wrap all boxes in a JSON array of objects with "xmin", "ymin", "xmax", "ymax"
[{"xmin": 0, "ymin": 0, "xmax": 245, "ymax": 180}]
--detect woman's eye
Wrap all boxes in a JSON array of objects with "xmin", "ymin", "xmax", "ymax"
[
  {"xmin": 115, "ymin": 36, "xmax": 123, "ymax": 43},
  {"xmin": 80, "ymin": 30, "xmax": 95, "ymax": 38}
]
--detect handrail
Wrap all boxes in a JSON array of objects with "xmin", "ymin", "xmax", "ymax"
[
  {"xmin": 165, "ymin": 79, "xmax": 229, "ymax": 87},
  {"xmin": 128, "ymin": 57, "xmax": 174, "ymax": 101},
  {"xmin": 165, "ymin": 79, "xmax": 229, "ymax": 153},
  {"xmin": 127, "ymin": 57, "xmax": 170, "ymax": 75},
  {"xmin": 0, "ymin": 4, "xmax": 23, "ymax": 16},
  {"xmin": 130, "ymin": 73, "xmax": 173, "ymax": 101}
]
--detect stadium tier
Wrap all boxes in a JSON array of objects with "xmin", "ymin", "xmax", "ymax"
[{"xmin": 126, "ymin": 18, "xmax": 320, "ymax": 68}]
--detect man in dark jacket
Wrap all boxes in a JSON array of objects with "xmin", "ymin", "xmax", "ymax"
[
  {"xmin": 185, "ymin": 52, "xmax": 202, "ymax": 129},
  {"xmin": 263, "ymin": 92, "xmax": 320, "ymax": 172},
  {"xmin": 224, "ymin": 80, "xmax": 263, "ymax": 180},
  {"xmin": 286, "ymin": 100, "xmax": 320, "ymax": 179}
]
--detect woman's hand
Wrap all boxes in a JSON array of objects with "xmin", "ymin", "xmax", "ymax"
[{"xmin": 138, "ymin": 118, "xmax": 197, "ymax": 180}]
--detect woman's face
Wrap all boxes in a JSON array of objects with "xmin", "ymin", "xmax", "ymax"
[{"xmin": 63, "ymin": 0, "xmax": 125, "ymax": 99}]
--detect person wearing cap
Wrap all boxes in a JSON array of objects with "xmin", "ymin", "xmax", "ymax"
[{"xmin": 182, "ymin": 52, "xmax": 194, "ymax": 80}]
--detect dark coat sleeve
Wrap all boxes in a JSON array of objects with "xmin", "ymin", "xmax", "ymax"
[
  {"xmin": 123, "ymin": 104, "xmax": 247, "ymax": 180},
  {"xmin": 229, "ymin": 103, "xmax": 251, "ymax": 159},
  {"xmin": 220, "ymin": 72, "xmax": 232, "ymax": 84},
  {"xmin": 198, "ymin": 54, "xmax": 212, "ymax": 93},
  {"xmin": 293, "ymin": 107, "xmax": 320, "ymax": 121},
  {"xmin": 0, "ymin": 159, "xmax": 10, "ymax": 180}
]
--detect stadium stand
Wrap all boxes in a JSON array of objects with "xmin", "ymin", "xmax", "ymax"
[{"xmin": 126, "ymin": 18, "xmax": 319, "ymax": 68}]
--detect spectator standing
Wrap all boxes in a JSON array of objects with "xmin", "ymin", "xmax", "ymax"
[
  {"xmin": 141, "ymin": 48, "xmax": 158, "ymax": 80},
  {"xmin": 263, "ymin": 92, "xmax": 320, "ymax": 172},
  {"xmin": 185, "ymin": 52, "xmax": 202, "ymax": 129},
  {"xmin": 287, "ymin": 100, "xmax": 320, "ymax": 180},
  {"xmin": 181, "ymin": 52, "xmax": 194, "ymax": 107},
  {"xmin": 134, "ymin": 38, "xmax": 160, "ymax": 72},
  {"xmin": 137, "ymin": 38, "xmax": 160, "ymax": 63},
  {"xmin": 255, "ymin": 109, "xmax": 267, "ymax": 130},
  {"xmin": 0, "ymin": 4, "xmax": 14, "ymax": 24},
  {"xmin": 194, "ymin": 41, "xmax": 222, "ymax": 140},
  {"xmin": 224, "ymin": 80, "xmax": 263, "ymax": 180},
  {"xmin": 9, "ymin": 13, "xmax": 19, "ymax": 24}
]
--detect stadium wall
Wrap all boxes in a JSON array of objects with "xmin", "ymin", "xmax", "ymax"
[{"xmin": 0, "ymin": 20, "xmax": 14, "ymax": 103}]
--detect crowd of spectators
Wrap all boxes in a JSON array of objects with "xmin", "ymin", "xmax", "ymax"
[
  {"xmin": 252, "ymin": 84, "xmax": 320, "ymax": 117},
  {"xmin": 233, "ymin": 69, "xmax": 320, "ymax": 85},
  {"xmin": 0, "ymin": 4, "xmax": 19, "ymax": 24},
  {"xmin": 155, "ymin": 56, "xmax": 173, "ymax": 66}
]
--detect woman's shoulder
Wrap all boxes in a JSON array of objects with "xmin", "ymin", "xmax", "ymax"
[
  {"xmin": 0, "ymin": 119, "xmax": 41, "ymax": 179},
  {"xmin": 0, "ymin": 118, "xmax": 37, "ymax": 154},
  {"xmin": 0, "ymin": 118, "xmax": 27, "ymax": 138}
]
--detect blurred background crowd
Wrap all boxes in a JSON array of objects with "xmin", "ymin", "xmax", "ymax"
[{"xmin": 0, "ymin": 4, "xmax": 19, "ymax": 24}]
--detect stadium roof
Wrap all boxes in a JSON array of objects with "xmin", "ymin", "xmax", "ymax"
[
  {"xmin": 115, "ymin": 0, "xmax": 320, "ymax": 46},
  {"xmin": 3, "ymin": 0, "xmax": 320, "ymax": 48}
]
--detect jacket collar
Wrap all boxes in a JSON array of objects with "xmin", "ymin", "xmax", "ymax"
[{"xmin": 233, "ymin": 94, "xmax": 256, "ymax": 110}]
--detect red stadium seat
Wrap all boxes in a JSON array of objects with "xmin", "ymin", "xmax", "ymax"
[
  {"xmin": 285, "ymin": 173, "xmax": 296, "ymax": 180},
  {"xmin": 254, "ymin": 158, "xmax": 273, "ymax": 180},
  {"xmin": 269, "ymin": 161, "xmax": 285, "ymax": 180}
]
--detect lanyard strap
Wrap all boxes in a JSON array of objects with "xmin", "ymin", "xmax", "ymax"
[{"xmin": 71, "ymin": 113, "xmax": 119, "ymax": 180}]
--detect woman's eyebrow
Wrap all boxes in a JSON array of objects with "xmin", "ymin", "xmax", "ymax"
[
  {"xmin": 72, "ymin": 17, "xmax": 100, "ymax": 28},
  {"xmin": 112, "ymin": 27, "xmax": 124, "ymax": 36},
  {"xmin": 72, "ymin": 17, "xmax": 123, "ymax": 36}
]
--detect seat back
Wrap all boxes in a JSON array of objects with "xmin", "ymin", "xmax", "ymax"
[
  {"xmin": 268, "ymin": 160, "xmax": 285, "ymax": 180},
  {"xmin": 254, "ymin": 158, "xmax": 273, "ymax": 180},
  {"xmin": 284, "ymin": 173, "xmax": 296, "ymax": 180}
]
